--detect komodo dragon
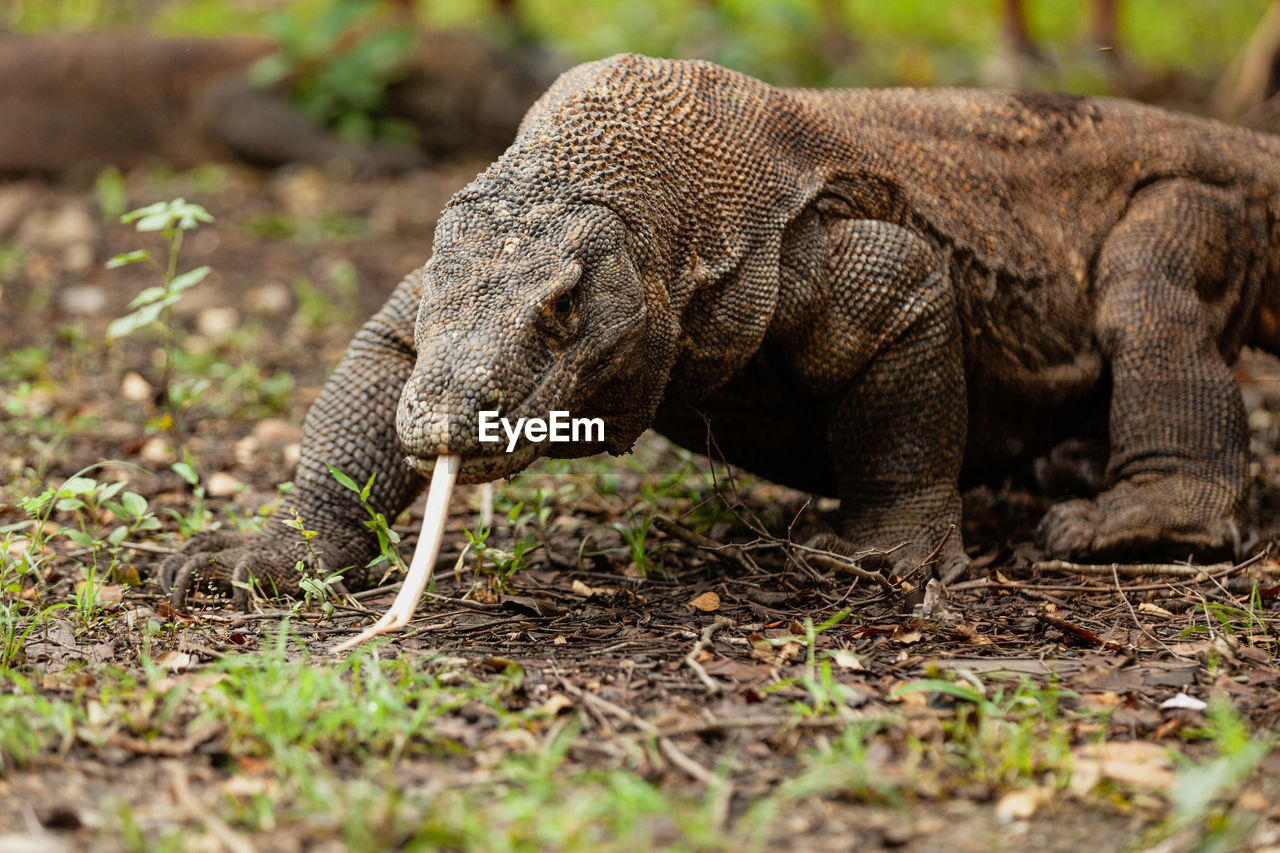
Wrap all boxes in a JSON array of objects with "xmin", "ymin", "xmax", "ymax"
[{"xmin": 160, "ymin": 53, "xmax": 1280, "ymax": 608}]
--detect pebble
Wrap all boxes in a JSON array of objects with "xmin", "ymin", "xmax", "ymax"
[
  {"xmin": 251, "ymin": 417, "xmax": 302, "ymax": 445},
  {"xmin": 58, "ymin": 284, "xmax": 107, "ymax": 315},
  {"xmin": 63, "ymin": 242, "xmax": 94, "ymax": 272},
  {"xmin": 233, "ymin": 435, "xmax": 259, "ymax": 467},
  {"xmin": 205, "ymin": 471, "xmax": 244, "ymax": 498},
  {"xmin": 0, "ymin": 181, "xmax": 40, "ymax": 238},
  {"xmin": 18, "ymin": 202, "xmax": 96, "ymax": 248},
  {"xmin": 120, "ymin": 371, "xmax": 152, "ymax": 403},
  {"xmin": 138, "ymin": 437, "xmax": 173, "ymax": 466},
  {"xmin": 247, "ymin": 281, "xmax": 292, "ymax": 315},
  {"xmin": 196, "ymin": 305, "xmax": 240, "ymax": 337}
]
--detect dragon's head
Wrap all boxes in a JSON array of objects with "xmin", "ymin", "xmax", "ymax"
[{"xmin": 395, "ymin": 199, "xmax": 679, "ymax": 483}]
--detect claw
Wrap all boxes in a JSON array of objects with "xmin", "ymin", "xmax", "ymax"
[{"xmin": 332, "ymin": 454, "xmax": 460, "ymax": 653}]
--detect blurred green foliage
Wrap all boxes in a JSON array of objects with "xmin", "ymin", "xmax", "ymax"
[
  {"xmin": 248, "ymin": 0, "xmax": 418, "ymax": 143},
  {"xmin": 2, "ymin": 0, "xmax": 1271, "ymax": 91}
]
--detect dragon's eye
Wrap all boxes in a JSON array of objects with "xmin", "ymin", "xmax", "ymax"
[{"xmin": 554, "ymin": 292, "xmax": 573, "ymax": 316}]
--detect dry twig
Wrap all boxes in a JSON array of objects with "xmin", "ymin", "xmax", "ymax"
[
  {"xmin": 1031, "ymin": 554, "xmax": 1275, "ymax": 579},
  {"xmin": 554, "ymin": 674, "xmax": 718, "ymax": 787},
  {"xmin": 654, "ymin": 517, "xmax": 753, "ymax": 572},
  {"xmin": 682, "ymin": 615, "xmax": 733, "ymax": 694},
  {"xmin": 167, "ymin": 761, "xmax": 254, "ymax": 853},
  {"xmin": 1110, "ymin": 564, "xmax": 1179, "ymax": 656}
]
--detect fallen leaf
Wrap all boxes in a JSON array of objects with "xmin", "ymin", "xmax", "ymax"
[
  {"xmin": 153, "ymin": 650, "xmax": 192, "ymax": 671},
  {"xmin": 571, "ymin": 579, "xmax": 617, "ymax": 598},
  {"xmin": 1069, "ymin": 740, "xmax": 1177, "ymax": 796},
  {"xmin": 1159, "ymin": 693, "xmax": 1207, "ymax": 711},
  {"xmin": 892, "ymin": 629, "xmax": 923, "ymax": 645},
  {"xmin": 702, "ymin": 658, "xmax": 776, "ymax": 681},
  {"xmin": 1137, "ymin": 602, "xmax": 1174, "ymax": 618},
  {"xmin": 222, "ymin": 774, "xmax": 277, "ymax": 797},
  {"xmin": 76, "ymin": 581, "xmax": 123, "ymax": 603},
  {"xmin": 749, "ymin": 633, "xmax": 804, "ymax": 667},
  {"xmin": 235, "ymin": 755, "xmax": 273, "ymax": 774},
  {"xmin": 537, "ymin": 694, "xmax": 573, "ymax": 716},
  {"xmin": 1237, "ymin": 788, "xmax": 1270, "ymax": 811},
  {"xmin": 829, "ymin": 649, "xmax": 864, "ymax": 671},
  {"xmin": 1079, "ymin": 691, "xmax": 1122, "ymax": 711},
  {"xmin": 689, "ymin": 591, "xmax": 720, "ymax": 612},
  {"xmin": 995, "ymin": 787, "xmax": 1051, "ymax": 822}
]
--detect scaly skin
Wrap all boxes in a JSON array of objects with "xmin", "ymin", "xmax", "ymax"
[{"xmin": 162, "ymin": 55, "xmax": 1280, "ymax": 607}]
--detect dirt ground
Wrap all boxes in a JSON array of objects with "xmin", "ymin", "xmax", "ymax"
[{"xmin": 2, "ymin": 159, "xmax": 1279, "ymax": 851}]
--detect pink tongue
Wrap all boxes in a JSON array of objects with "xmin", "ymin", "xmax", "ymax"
[{"xmin": 332, "ymin": 453, "xmax": 459, "ymax": 653}]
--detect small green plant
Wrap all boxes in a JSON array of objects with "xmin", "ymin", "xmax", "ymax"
[
  {"xmin": 0, "ymin": 241, "xmax": 24, "ymax": 280},
  {"xmin": 0, "ymin": 347, "xmax": 50, "ymax": 384},
  {"xmin": 94, "ymin": 166, "xmax": 128, "ymax": 222},
  {"xmin": 106, "ymin": 198, "xmax": 214, "ymax": 430},
  {"xmin": 614, "ymin": 512, "xmax": 654, "ymax": 577},
  {"xmin": 327, "ymin": 465, "xmax": 406, "ymax": 580},
  {"xmin": 168, "ymin": 449, "xmax": 213, "ymax": 537},
  {"xmin": 275, "ymin": 505, "xmax": 346, "ymax": 615},
  {"xmin": 1197, "ymin": 597, "xmax": 1274, "ymax": 652},
  {"xmin": 6, "ymin": 464, "xmax": 158, "ymax": 632},
  {"xmin": 462, "ymin": 519, "xmax": 534, "ymax": 596},
  {"xmin": 1164, "ymin": 693, "xmax": 1276, "ymax": 847},
  {"xmin": 17, "ymin": 465, "xmax": 160, "ymax": 581},
  {"xmin": 891, "ymin": 673, "xmax": 1073, "ymax": 787},
  {"xmin": 0, "ymin": 537, "xmax": 71, "ymax": 670},
  {"xmin": 1, "ymin": 600, "xmax": 66, "ymax": 671},
  {"xmin": 758, "ymin": 611, "xmax": 860, "ymax": 716}
]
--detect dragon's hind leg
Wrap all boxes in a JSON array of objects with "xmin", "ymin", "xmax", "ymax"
[{"xmin": 1039, "ymin": 179, "xmax": 1266, "ymax": 560}]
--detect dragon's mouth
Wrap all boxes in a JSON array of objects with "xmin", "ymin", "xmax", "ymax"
[{"xmin": 405, "ymin": 444, "xmax": 540, "ymax": 484}]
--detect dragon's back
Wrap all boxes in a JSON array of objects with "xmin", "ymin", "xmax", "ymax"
[{"xmin": 784, "ymin": 86, "xmax": 1280, "ymax": 284}]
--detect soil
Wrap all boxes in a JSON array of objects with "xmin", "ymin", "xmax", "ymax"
[{"xmin": 1, "ymin": 159, "xmax": 1278, "ymax": 851}]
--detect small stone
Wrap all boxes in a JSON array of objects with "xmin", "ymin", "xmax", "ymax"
[
  {"xmin": 0, "ymin": 181, "xmax": 41, "ymax": 238},
  {"xmin": 58, "ymin": 284, "xmax": 107, "ymax": 315},
  {"xmin": 282, "ymin": 443, "xmax": 301, "ymax": 466},
  {"xmin": 196, "ymin": 306, "xmax": 240, "ymax": 337},
  {"xmin": 252, "ymin": 417, "xmax": 302, "ymax": 445},
  {"xmin": 247, "ymin": 281, "xmax": 292, "ymax": 315},
  {"xmin": 205, "ymin": 471, "xmax": 244, "ymax": 498},
  {"xmin": 233, "ymin": 435, "xmax": 259, "ymax": 467},
  {"xmin": 120, "ymin": 372, "xmax": 152, "ymax": 403},
  {"xmin": 139, "ymin": 437, "xmax": 173, "ymax": 466},
  {"xmin": 1248, "ymin": 408, "xmax": 1273, "ymax": 431},
  {"xmin": 18, "ymin": 202, "xmax": 96, "ymax": 248},
  {"xmin": 273, "ymin": 166, "xmax": 327, "ymax": 217},
  {"xmin": 63, "ymin": 242, "xmax": 94, "ymax": 273}
]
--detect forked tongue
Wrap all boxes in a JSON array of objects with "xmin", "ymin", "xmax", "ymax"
[{"xmin": 332, "ymin": 453, "xmax": 459, "ymax": 653}]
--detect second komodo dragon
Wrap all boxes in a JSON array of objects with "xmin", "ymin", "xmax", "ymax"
[{"xmin": 162, "ymin": 54, "xmax": 1280, "ymax": 606}]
